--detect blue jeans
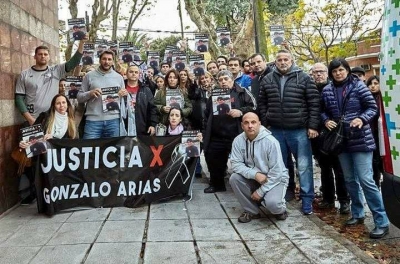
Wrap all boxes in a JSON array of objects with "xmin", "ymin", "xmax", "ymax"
[
  {"xmin": 83, "ymin": 119, "xmax": 120, "ymax": 139},
  {"xmin": 338, "ymin": 152, "xmax": 389, "ymax": 228},
  {"xmin": 270, "ymin": 128, "xmax": 314, "ymax": 203}
]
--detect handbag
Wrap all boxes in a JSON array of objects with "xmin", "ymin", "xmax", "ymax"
[
  {"xmin": 11, "ymin": 147, "xmax": 32, "ymax": 176},
  {"xmin": 319, "ymin": 89, "xmax": 350, "ymax": 155},
  {"xmin": 319, "ymin": 117, "xmax": 345, "ymax": 155}
]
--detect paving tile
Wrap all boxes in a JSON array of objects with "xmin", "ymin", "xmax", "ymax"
[
  {"xmin": 191, "ymin": 182, "xmax": 208, "ymax": 190},
  {"xmin": 285, "ymin": 202, "xmax": 306, "ymax": 217},
  {"xmin": 47, "ymin": 221, "xmax": 102, "ymax": 245},
  {"xmin": 295, "ymin": 238, "xmax": 363, "ymax": 264},
  {"xmin": 215, "ymin": 191, "xmax": 239, "ymax": 202},
  {"xmin": 186, "ymin": 201, "xmax": 227, "ymax": 219},
  {"xmin": 30, "ymin": 244, "xmax": 90, "ymax": 264},
  {"xmin": 221, "ymin": 201, "xmax": 245, "ymax": 219},
  {"xmin": 85, "ymin": 242, "xmax": 142, "ymax": 264},
  {"xmin": 147, "ymin": 219, "xmax": 193, "ymax": 242},
  {"xmin": 149, "ymin": 202, "xmax": 188, "ymax": 220},
  {"xmin": 197, "ymin": 241, "xmax": 255, "ymax": 263},
  {"xmin": 0, "ymin": 246, "xmax": 41, "ymax": 264},
  {"xmin": 66, "ymin": 208, "xmax": 111, "ymax": 222},
  {"xmin": 0, "ymin": 221, "xmax": 25, "ymax": 244},
  {"xmin": 108, "ymin": 206, "xmax": 148, "ymax": 221},
  {"xmin": 246, "ymin": 240, "xmax": 311, "ymax": 263},
  {"xmin": 0, "ymin": 206, "xmax": 37, "ymax": 223},
  {"xmin": 26, "ymin": 212, "xmax": 72, "ymax": 224},
  {"xmin": 0, "ymin": 222, "xmax": 61, "ymax": 247},
  {"xmin": 97, "ymin": 220, "xmax": 145, "ymax": 243},
  {"xmin": 233, "ymin": 218, "xmax": 286, "ymax": 241},
  {"xmin": 144, "ymin": 242, "xmax": 197, "ymax": 264},
  {"xmin": 191, "ymin": 219, "xmax": 240, "ymax": 241},
  {"xmin": 188, "ymin": 189, "xmax": 220, "ymax": 204},
  {"xmin": 274, "ymin": 217, "xmax": 322, "ymax": 240}
]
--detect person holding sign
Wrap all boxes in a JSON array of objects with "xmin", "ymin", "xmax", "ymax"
[
  {"xmin": 121, "ymin": 65, "xmax": 157, "ymax": 136},
  {"xmin": 15, "ymin": 37, "xmax": 88, "ymax": 126},
  {"xmin": 203, "ymin": 70, "xmax": 256, "ymax": 193},
  {"xmin": 154, "ymin": 69, "xmax": 192, "ymax": 125},
  {"xmin": 18, "ymin": 94, "xmax": 77, "ymax": 205},
  {"xmin": 77, "ymin": 50, "xmax": 126, "ymax": 139}
]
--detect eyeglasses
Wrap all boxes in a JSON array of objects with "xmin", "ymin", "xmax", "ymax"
[{"xmin": 312, "ymin": 70, "xmax": 327, "ymax": 74}]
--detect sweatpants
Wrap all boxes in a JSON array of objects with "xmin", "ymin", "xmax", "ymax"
[{"xmin": 229, "ymin": 173, "xmax": 287, "ymax": 215}]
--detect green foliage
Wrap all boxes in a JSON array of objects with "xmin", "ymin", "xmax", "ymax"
[
  {"xmin": 149, "ymin": 35, "xmax": 182, "ymax": 59},
  {"xmin": 282, "ymin": 0, "xmax": 383, "ymax": 65},
  {"xmin": 204, "ymin": 0, "xmax": 250, "ymax": 24},
  {"xmin": 118, "ymin": 31, "xmax": 148, "ymax": 48},
  {"xmin": 266, "ymin": 0, "xmax": 299, "ymax": 14}
]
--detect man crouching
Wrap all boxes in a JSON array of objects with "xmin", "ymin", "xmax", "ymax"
[{"xmin": 230, "ymin": 112, "xmax": 289, "ymax": 223}]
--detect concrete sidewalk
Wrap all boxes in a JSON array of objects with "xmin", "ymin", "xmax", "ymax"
[{"xmin": 0, "ymin": 177, "xmax": 376, "ymax": 264}]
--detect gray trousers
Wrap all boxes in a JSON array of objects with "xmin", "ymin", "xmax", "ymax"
[{"xmin": 229, "ymin": 173, "xmax": 287, "ymax": 215}]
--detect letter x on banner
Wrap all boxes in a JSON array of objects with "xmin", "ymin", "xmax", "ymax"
[{"xmin": 35, "ymin": 136, "xmax": 198, "ymax": 216}]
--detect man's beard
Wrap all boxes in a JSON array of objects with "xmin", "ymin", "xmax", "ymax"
[{"xmin": 100, "ymin": 64, "xmax": 111, "ymax": 71}]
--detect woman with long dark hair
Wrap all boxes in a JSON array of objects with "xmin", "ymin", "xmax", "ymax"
[
  {"xmin": 321, "ymin": 58, "xmax": 389, "ymax": 239},
  {"xmin": 154, "ymin": 69, "xmax": 192, "ymax": 124}
]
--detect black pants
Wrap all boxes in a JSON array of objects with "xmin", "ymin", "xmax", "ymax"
[
  {"xmin": 372, "ymin": 148, "xmax": 383, "ymax": 188},
  {"xmin": 315, "ymin": 152, "xmax": 349, "ymax": 203},
  {"xmin": 205, "ymin": 139, "xmax": 232, "ymax": 189},
  {"xmin": 287, "ymin": 152, "xmax": 296, "ymax": 192}
]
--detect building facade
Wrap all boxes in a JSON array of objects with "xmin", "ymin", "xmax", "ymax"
[
  {"xmin": 346, "ymin": 38, "xmax": 381, "ymax": 79},
  {"xmin": 0, "ymin": 0, "xmax": 59, "ymax": 215}
]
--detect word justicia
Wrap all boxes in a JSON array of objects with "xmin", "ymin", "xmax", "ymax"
[{"xmin": 41, "ymin": 146, "xmax": 144, "ymax": 173}]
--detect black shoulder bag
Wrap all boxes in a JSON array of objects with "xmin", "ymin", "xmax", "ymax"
[{"xmin": 319, "ymin": 94, "xmax": 349, "ymax": 155}]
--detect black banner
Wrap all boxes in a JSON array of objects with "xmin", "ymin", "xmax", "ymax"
[{"xmin": 35, "ymin": 136, "xmax": 197, "ymax": 216}]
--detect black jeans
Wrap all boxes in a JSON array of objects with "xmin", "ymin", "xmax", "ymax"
[
  {"xmin": 316, "ymin": 152, "xmax": 349, "ymax": 203},
  {"xmin": 205, "ymin": 139, "xmax": 232, "ymax": 189}
]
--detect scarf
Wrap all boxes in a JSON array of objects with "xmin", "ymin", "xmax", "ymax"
[
  {"xmin": 52, "ymin": 111, "xmax": 68, "ymax": 139},
  {"xmin": 168, "ymin": 123, "xmax": 184, "ymax": 135}
]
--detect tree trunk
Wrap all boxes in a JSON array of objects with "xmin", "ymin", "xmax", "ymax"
[
  {"xmin": 111, "ymin": 0, "xmax": 120, "ymax": 40},
  {"xmin": 183, "ymin": 0, "xmax": 255, "ymax": 60}
]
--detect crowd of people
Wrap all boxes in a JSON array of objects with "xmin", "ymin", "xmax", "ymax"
[{"xmin": 14, "ymin": 36, "xmax": 389, "ymax": 239}]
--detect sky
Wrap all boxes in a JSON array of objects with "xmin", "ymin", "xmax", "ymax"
[{"xmin": 58, "ymin": 0, "xmax": 198, "ymax": 40}]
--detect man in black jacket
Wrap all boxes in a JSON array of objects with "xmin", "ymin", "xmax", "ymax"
[
  {"xmin": 124, "ymin": 65, "xmax": 158, "ymax": 136},
  {"xmin": 203, "ymin": 70, "xmax": 256, "ymax": 193},
  {"xmin": 248, "ymin": 53, "xmax": 273, "ymax": 107},
  {"xmin": 259, "ymin": 50, "xmax": 320, "ymax": 215}
]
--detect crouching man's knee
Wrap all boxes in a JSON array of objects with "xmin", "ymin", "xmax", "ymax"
[{"xmin": 229, "ymin": 173, "xmax": 243, "ymax": 187}]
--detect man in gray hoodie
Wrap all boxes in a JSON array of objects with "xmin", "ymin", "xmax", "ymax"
[
  {"xmin": 77, "ymin": 50, "xmax": 126, "ymax": 139},
  {"xmin": 230, "ymin": 112, "xmax": 289, "ymax": 223}
]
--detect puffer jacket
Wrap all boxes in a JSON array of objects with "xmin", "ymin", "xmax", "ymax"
[
  {"xmin": 320, "ymin": 76, "xmax": 377, "ymax": 152},
  {"xmin": 258, "ymin": 66, "xmax": 320, "ymax": 130}
]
